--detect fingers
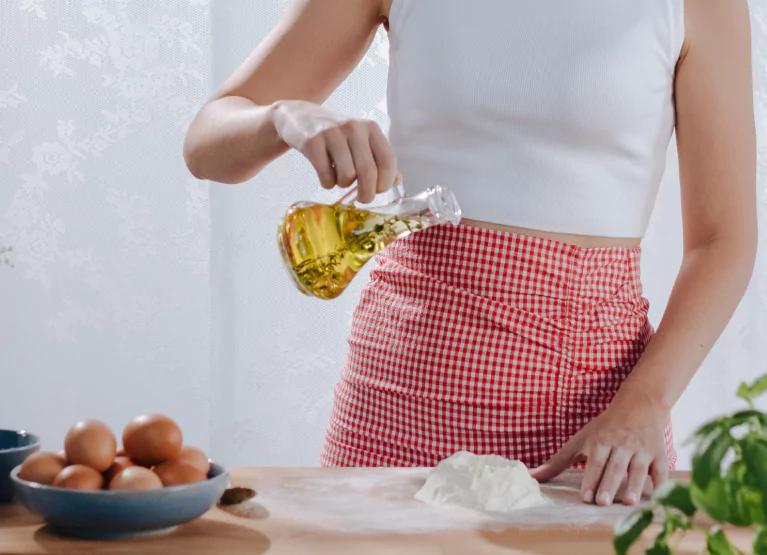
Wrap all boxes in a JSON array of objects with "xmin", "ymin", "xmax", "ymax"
[
  {"xmin": 324, "ymin": 128, "xmax": 356, "ymax": 188},
  {"xmin": 347, "ymin": 123, "xmax": 378, "ymax": 204},
  {"xmin": 580, "ymin": 443, "xmax": 611, "ymax": 504},
  {"xmin": 595, "ymin": 448, "xmax": 633, "ymax": 506},
  {"xmin": 369, "ymin": 125, "xmax": 399, "ymax": 194},
  {"xmin": 303, "ymin": 119, "xmax": 397, "ymax": 200},
  {"xmin": 623, "ymin": 453, "xmax": 652, "ymax": 505},
  {"xmin": 531, "ymin": 439, "xmax": 581, "ymax": 484},
  {"xmin": 302, "ymin": 136, "xmax": 336, "ymax": 190},
  {"xmin": 650, "ymin": 457, "xmax": 669, "ymax": 491}
]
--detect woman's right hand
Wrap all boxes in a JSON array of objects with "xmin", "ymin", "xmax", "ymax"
[{"xmin": 272, "ymin": 99, "xmax": 400, "ymax": 204}]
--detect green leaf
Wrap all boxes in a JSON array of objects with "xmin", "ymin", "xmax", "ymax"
[
  {"xmin": 643, "ymin": 510, "xmax": 689, "ymax": 555},
  {"xmin": 754, "ymin": 526, "xmax": 767, "ymax": 555},
  {"xmin": 706, "ymin": 529, "xmax": 741, "ymax": 555},
  {"xmin": 742, "ymin": 485, "xmax": 767, "ymax": 525},
  {"xmin": 725, "ymin": 461, "xmax": 753, "ymax": 527},
  {"xmin": 741, "ymin": 438, "xmax": 767, "ymax": 525},
  {"xmin": 614, "ymin": 509, "xmax": 654, "ymax": 555},
  {"xmin": 737, "ymin": 374, "xmax": 767, "ymax": 404},
  {"xmin": 742, "ymin": 437, "xmax": 767, "ymax": 490},
  {"xmin": 653, "ymin": 481, "xmax": 696, "ymax": 517},
  {"xmin": 736, "ymin": 454, "xmax": 767, "ymax": 524},
  {"xmin": 692, "ymin": 428, "xmax": 732, "ymax": 489},
  {"xmin": 665, "ymin": 509, "xmax": 692, "ymax": 532},
  {"xmin": 645, "ymin": 544, "xmax": 672, "ymax": 555},
  {"xmin": 729, "ymin": 410, "xmax": 767, "ymax": 428},
  {"xmin": 691, "ymin": 419, "xmax": 729, "ymax": 442},
  {"xmin": 691, "ymin": 477, "xmax": 731, "ymax": 523}
]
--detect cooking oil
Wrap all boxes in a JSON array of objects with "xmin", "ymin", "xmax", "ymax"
[{"xmin": 278, "ymin": 185, "xmax": 461, "ymax": 300}]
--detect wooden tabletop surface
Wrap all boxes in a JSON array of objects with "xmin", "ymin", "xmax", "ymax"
[{"xmin": 0, "ymin": 468, "xmax": 755, "ymax": 554}]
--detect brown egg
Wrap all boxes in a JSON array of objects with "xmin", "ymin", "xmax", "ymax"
[
  {"xmin": 122, "ymin": 414, "xmax": 182, "ymax": 467},
  {"xmin": 64, "ymin": 419, "xmax": 117, "ymax": 472},
  {"xmin": 153, "ymin": 460, "xmax": 206, "ymax": 487},
  {"xmin": 103, "ymin": 456, "xmax": 136, "ymax": 484},
  {"xmin": 52, "ymin": 465, "xmax": 104, "ymax": 490},
  {"xmin": 18, "ymin": 452, "xmax": 68, "ymax": 485},
  {"xmin": 109, "ymin": 466, "xmax": 163, "ymax": 491},
  {"xmin": 177, "ymin": 446, "xmax": 210, "ymax": 475}
]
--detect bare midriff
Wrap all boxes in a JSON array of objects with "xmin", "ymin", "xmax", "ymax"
[{"xmin": 460, "ymin": 218, "xmax": 642, "ymax": 249}]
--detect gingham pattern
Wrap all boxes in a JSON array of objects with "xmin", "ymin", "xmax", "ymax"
[{"xmin": 321, "ymin": 225, "xmax": 677, "ymax": 469}]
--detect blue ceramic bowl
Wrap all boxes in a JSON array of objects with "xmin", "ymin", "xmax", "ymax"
[
  {"xmin": 11, "ymin": 462, "xmax": 229, "ymax": 539},
  {"xmin": 0, "ymin": 430, "xmax": 41, "ymax": 503}
]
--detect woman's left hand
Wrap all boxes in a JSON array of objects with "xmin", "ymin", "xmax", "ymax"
[{"xmin": 530, "ymin": 393, "xmax": 670, "ymax": 506}]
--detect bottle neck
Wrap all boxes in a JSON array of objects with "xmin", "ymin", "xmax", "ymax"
[{"xmin": 370, "ymin": 185, "xmax": 461, "ymax": 227}]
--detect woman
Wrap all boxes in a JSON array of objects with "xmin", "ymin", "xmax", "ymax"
[{"xmin": 184, "ymin": 0, "xmax": 757, "ymax": 507}]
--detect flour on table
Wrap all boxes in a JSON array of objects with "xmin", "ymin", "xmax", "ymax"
[
  {"xmin": 230, "ymin": 468, "xmax": 641, "ymax": 534},
  {"xmin": 414, "ymin": 451, "xmax": 549, "ymax": 513}
]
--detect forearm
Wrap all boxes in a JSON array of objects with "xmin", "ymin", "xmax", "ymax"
[
  {"xmin": 183, "ymin": 96, "xmax": 288, "ymax": 184},
  {"xmin": 614, "ymin": 236, "xmax": 756, "ymax": 411}
]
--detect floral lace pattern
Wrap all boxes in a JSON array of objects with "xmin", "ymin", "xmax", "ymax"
[{"xmin": 0, "ymin": 0, "xmax": 765, "ymax": 468}]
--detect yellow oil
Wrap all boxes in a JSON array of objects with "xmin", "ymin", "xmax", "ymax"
[{"xmin": 278, "ymin": 202, "xmax": 425, "ymax": 300}]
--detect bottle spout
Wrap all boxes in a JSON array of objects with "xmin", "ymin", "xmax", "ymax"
[{"xmin": 427, "ymin": 185, "xmax": 462, "ymax": 226}]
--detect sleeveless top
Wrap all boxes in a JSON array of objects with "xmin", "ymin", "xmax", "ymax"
[{"xmin": 386, "ymin": 0, "xmax": 685, "ymax": 238}]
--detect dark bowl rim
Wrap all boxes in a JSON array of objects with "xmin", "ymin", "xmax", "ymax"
[
  {"xmin": 10, "ymin": 461, "xmax": 229, "ymax": 497},
  {"xmin": 0, "ymin": 430, "xmax": 42, "ymax": 454}
]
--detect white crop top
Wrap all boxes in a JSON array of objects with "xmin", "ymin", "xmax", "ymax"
[{"xmin": 386, "ymin": 0, "xmax": 685, "ymax": 238}]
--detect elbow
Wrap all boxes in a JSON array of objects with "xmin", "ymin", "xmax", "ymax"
[
  {"xmin": 186, "ymin": 152, "xmax": 258, "ymax": 185},
  {"xmin": 734, "ymin": 218, "xmax": 759, "ymax": 279},
  {"xmin": 183, "ymin": 145, "xmax": 247, "ymax": 184},
  {"xmin": 183, "ymin": 138, "xmax": 207, "ymax": 181},
  {"xmin": 708, "ymin": 227, "xmax": 758, "ymax": 288},
  {"xmin": 183, "ymin": 127, "xmax": 251, "ymax": 184},
  {"xmin": 182, "ymin": 110, "xmax": 260, "ymax": 185},
  {"xmin": 735, "ymin": 238, "xmax": 757, "ymax": 300},
  {"xmin": 684, "ymin": 223, "xmax": 758, "ymax": 291},
  {"xmin": 732, "ymin": 236, "xmax": 759, "ymax": 295},
  {"xmin": 742, "ymin": 229, "xmax": 758, "ymax": 281},
  {"xmin": 183, "ymin": 112, "xmax": 211, "ymax": 181},
  {"xmin": 182, "ymin": 96, "xmax": 270, "ymax": 184}
]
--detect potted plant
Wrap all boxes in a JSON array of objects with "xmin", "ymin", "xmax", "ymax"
[{"xmin": 614, "ymin": 375, "xmax": 767, "ymax": 554}]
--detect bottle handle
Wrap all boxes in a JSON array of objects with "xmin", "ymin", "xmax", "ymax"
[{"xmin": 335, "ymin": 177, "xmax": 406, "ymax": 206}]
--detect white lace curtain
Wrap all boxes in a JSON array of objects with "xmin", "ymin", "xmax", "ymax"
[{"xmin": 1, "ymin": 0, "xmax": 765, "ymax": 469}]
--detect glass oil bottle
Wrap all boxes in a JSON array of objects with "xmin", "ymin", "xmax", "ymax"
[{"xmin": 277, "ymin": 184, "xmax": 461, "ymax": 300}]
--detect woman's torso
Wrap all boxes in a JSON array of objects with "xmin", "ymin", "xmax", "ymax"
[{"xmin": 381, "ymin": 0, "xmax": 685, "ymax": 248}]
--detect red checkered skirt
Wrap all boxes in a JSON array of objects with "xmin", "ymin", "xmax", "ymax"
[{"xmin": 320, "ymin": 225, "xmax": 676, "ymax": 469}]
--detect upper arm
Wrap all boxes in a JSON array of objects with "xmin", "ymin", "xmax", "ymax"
[
  {"xmin": 674, "ymin": 0, "xmax": 757, "ymax": 250},
  {"xmin": 212, "ymin": 0, "xmax": 385, "ymax": 106}
]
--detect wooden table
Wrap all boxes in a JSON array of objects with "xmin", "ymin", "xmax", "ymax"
[{"xmin": 0, "ymin": 468, "xmax": 754, "ymax": 554}]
